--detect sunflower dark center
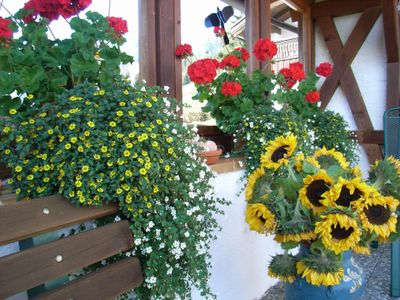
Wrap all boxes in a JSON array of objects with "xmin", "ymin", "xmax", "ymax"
[
  {"xmin": 336, "ymin": 187, "xmax": 362, "ymax": 207},
  {"xmin": 364, "ymin": 205, "xmax": 391, "ymax": 225},
  {"xmin": 306, "ymin": 180, "xmax": 330, "ymax": 207},
  {"xmin": 259, "ymin": 215, "xmax": 267, "ymax": 223},
  {"xmin": 331, "ymin": 225, "xmax": 354, "ymax": 240},
  {"xmin": 271, "ymin": 146, "xmax": 288, "ymax": 163}
]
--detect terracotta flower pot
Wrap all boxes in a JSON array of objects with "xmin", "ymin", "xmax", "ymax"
[{"xmin": 199, "ymin": 149, "xmax": 222, "ymax": 165}]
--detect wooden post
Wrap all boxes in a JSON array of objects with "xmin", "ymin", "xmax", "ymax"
[{"xmin": 138, "ymin": 0, "xmax": 182, "ymax": 101}]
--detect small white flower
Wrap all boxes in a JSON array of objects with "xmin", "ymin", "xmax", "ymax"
[
  {"xmin": 101, "ymin": 260, "xmax": 107, "ymax": 266},
  {"xmin": 134, "ymin": 238, "xmax": 142, "ymax": 245},
  {"xmin": 164, "ymin": 85, "xmax": 170, "ymax": 92},
  {"xmin": 141, "ymin": 86, "xmax": 146, "ymax": 92},
  {"xmin": 148, "ymin": 221, "xmax": 154, "ymax": 228},
  {"xmin": 159, "ymin": 242, "xmax": 165, "ymax": 249},
  {"xmin": 238, "ymin": 160, "xmax": 244, "ymax": 167},
  {"xmin": 114, "ymin": 216, "xmax": 121, "ymax": 222},
  {"xmin": 167, "ymin": 267, "xmax": 173, "ymax": 275},
  {"xmin": 184, "ymin": 232, "xmax": 190, "ymax": 237},
  {"xmin": 126, "ymin": 251, "xmax": 131, "ymax": 257},
  {"xmin": 200, "ymin": 231, "xmax": 206, "ymax": 238},
  {"xmin": 172, "ymin": 129, "xmax": 177, "ymax": 134}
]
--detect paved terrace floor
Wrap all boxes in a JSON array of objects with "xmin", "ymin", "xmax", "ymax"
[{"xmin": 260, "ymin": 242, "xmax": 400, "ymax": 300}]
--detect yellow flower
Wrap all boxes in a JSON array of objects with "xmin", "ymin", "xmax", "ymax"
[
  {"xmin": 70, "ymin": 137, "xmax": 77, "ymax": 144},
  {"xmin": 3, "ymin": 126, "xmax": 11, "ymax": 133},
  {"xmin": 26, "ymin": 94, "xmax": 34, "ymax": 100},
  {"xmin": 99, "ymin": 90, "xmax": 105, "ymax": 95},
  {"xmin": 260, "ymin": 134, "xmax": 297, "ymax": 170},
  {"xmin": 245, "ymin": 167, "xmax": 266, "ymax": 201},
  {"xmin": 15, "ymin": 188, "xmax": 21, "ymax": 195},
  {"xmin": 245, "ymin": 203, "xmax": 276, "ymax": 234},
  {"xmin": 299, "ymin": 170, "xmax": 333, "ymax": 215},
  {"xmin": 151, "ymin": 96, "xmax": 158, "ymax": 102},
  {"xmin": 75, "ymin": 180, "xmax": 82, "ymax": 187},
  {"xmin": 101, "ymin": 146, "xmax": 108, "ymax": 153},
  {"xmin": 296, "ymin": 260, "xmax": 344, "ymax": 286},
  {"xmin": 353, "ymin": 194, "xmax": 399, "ymax": 239},
  {"xmin": 69, "ymin": 123, "xmax": 76, "ymax": 130},
  {"xmin": 15, "ymin": 166, "xmax": 22, "ymax": 173},
  {"xmin": 313, "ymin": 146, "xmax": 349, "ymax": 170},
  {"xmin": 47, "ymin": 129, "xmax": 54, "ymax": 135},
  {"xmin": 123, "ymin": 90, "xmax": 129, "ymax": 95},
  {"xmin": 116, "ymin": 111, "xmax": 124, "ymax": 117},
  {"xmin": 9, "ymin": 109, "xmax": 17, "ymax": 115},
  {"xmin": 274, "ymin": 231, "xmax": 316, "ymax": 243},
  {"xmin": 29, "ymin": 119, "xmax": 35, "ymax": 124},
  {"xmin": 147, "ymin": 202, "xmax": 152, "ymax": 208},
  {"xmin": 16, "ymin": 135, "xmax": 23, "ymax": 142},
  {"xmin": 123, "ymin": 150, "xmax": 131, "ymax": 157},
  {"xmin": 156, "ymin": 119, "xmax": 162, "ymax": 125},
  {"xmin": 27, "ymin": 174, "xmax": 34, "ymax": 180},
  {"xmin": 109, "ymin": 121, "xmax": 117, "ymax": 127},
  {"xmin": 4, "ymin": 149, "xmax": 11, "ymax": 155},
  {"xmin": 136, "ymin": 97, "xmax": 143, "ymax": 103},
  {"xmin": 116, "ymin": 188, "xmax": 123, "ymax": 195},
  {"xmin": 82, "ymin": 165, "xmax": 90, "ymax": 173},
  {"xmin": 128, "ymin": 111, "xmax": 135, "ymax": 116},
  {"xmin": 87, "ymin": 121, "xmax": 95, "ymax": 128},
  {"xmin": 139, "ymin": 168, "xmax": 147, "ymax": 175},
  {"xmin": 168, "ymin": 147, "xmax": 174, "ymax": 154},
  {"xmin": 145, "ymin": 101, "xmax": 152, "ymax": 108},
  {"xmin": 43, "ymin": 165, "xmax": 51, "ymax": 171},
  {"xmin": 125, "ymin": 170, "xmax": 133, "ymax": 177},
  {"xmin": 315, "ymin": 213, "xmax": 361, "ymax": 254},
  {"xmin": 65, "ymin": 143, "xmax": 72, "ymax": 150},
  {"xmin": 78, "ymin": 146, "xmax": 84, "ymax": 152},
  {"xmin": 119, "ymin": 101, "xmax": 126, "ymax": 106}
]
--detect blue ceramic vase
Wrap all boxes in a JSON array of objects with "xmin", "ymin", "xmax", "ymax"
[{"xmin": 285, "ymin": 245, "xmax": 365, "ymax": 300}]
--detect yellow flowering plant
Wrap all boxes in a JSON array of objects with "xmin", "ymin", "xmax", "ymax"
[
  {"xmin": 245, "ymin": 133, "xmax": 400, "ymax": 287},
  {"xmin": 0, "ymin": 81, "xmax": 229, "ymax": 299}
]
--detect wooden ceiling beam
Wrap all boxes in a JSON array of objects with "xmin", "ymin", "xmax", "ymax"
[
  {"xmin": 311, "ymin": 0, "xmax": 381, "ymax": 18},
  {"xmin": 280, "ymin": 0, "xmax": 311, "ymax": 13}
]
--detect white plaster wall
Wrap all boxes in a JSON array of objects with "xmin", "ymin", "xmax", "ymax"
[
  {"xmin": 315, "ymin": 13, "xmax": 386, "ymax": 175},
  {"xmin": 193, "ymin": 170, "xmax": 282, "ymax": 300}
]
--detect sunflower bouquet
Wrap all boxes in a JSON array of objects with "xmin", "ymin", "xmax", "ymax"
[{"xmin": 245, "ymin": 133, "xmax": 400, "ymax": 287}]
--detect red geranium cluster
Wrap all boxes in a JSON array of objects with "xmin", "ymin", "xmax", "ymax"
[
  {"xmin": 316, "ymin": 62, "xmax": 332, "ymax": 77},
  {"xmin": 106, "ymin": 17, "xmax": 128, "ymax": 36},
  {"xmin": 175, "ymin": 44, "xmax": 193, "ymax": 59},
  {"xmin": 221, "ymin": 81, "xmax": 242, "ymax": 97},
  {"xmin": 219, "ymin": 55, "xmax": 241, "ymax": 69},
  {"xmin": 187, "ymin": 58, "xmax": 219, "ymax": 84},
  {"xmin": 23, "ymin": 0, "xmax": 92, "ymax": 23},
  {"xmin": 235, "ymin": 47, "xmax": 250, "ymax": 62},
  {"xmin": 253, "ymin": 38, "xmax": 278, "ymax": 62},
  {"xmin": 0, "ymin": 17, "xmax": 13, "ymax": 39},
  {"xmin": 305, "ymin": 91, "xmax": 320, "ymax": 104},
  {"xmin": 279, "ymin": 62, "xmax": 306, "ymax": 88}
]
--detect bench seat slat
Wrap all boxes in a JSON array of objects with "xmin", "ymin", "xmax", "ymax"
[
  {"xmin": 34, "ymin": 257, "xmax": 143, "ymax": 300},
  {"xmin": 0, "ymin": 194, "xmax": 118, "ymax": 245},
  {"xmin": 0, "ymin": 221, "xmax": 134, "ymax": 299}
]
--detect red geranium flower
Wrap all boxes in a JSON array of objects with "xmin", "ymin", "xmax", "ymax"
[
  {"xmin": 219, "ymin": 55, "xmax": 241, "ymax": 69},
  {"xmin": 106, "ymin": 16, "xmax": 128, "ymax": 35},
  {"xmin": 235, "ymin": 47, "xmax": 250, "ymax": 62},
  {"xmin": 316, "ymin": 62, "xmax": 332, "ymax": 77},
  {"xmin": 221, "ymin": 81, "xmax": 242, "ymax": 96},
  {"xmin": 188, "ymin": 58, "xmax": 219, "ymax": 84},
  {"xmin": 213, "ymin": 26, "xmax": 225, "ymax": 37},
  {"xmin": 279, "ymin": 68, "xmax": 296, "ymax": 89},
  {"xmin": 0, "ymin": 17, "xmax": 13, "ymax": 39},
  {"xmin": 305, "ymin": 91, "xmax": 320, "ymax": 104},
  {"xmin": 253, "ymin": 38, "xmax": 277, "ymax": 62},
  {"xmin": 175, "ymin": 44, "xmax": 193, "ymax": 59},
  {"xmin": 289, "ymin": 62, "xmax": 305, "ymax": 82}
]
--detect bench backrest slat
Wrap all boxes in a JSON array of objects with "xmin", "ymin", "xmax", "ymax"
[
  {"xmin": 0, "ymin": 194, "xmax": 118, "ymax": 246},
  {"xmin": 34, "ymin": 257, "xmax": 143, "ymax": 300},
  {"xmin": 0, "ymin": 220, "xmax": 134, "ymax": 299}
]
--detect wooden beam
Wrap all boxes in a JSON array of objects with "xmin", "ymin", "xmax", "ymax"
[
  {"xmin": 138, "ymin": 0, "xmax": 157, "ymax": 86},
  {"xmin": 298, "ymin": 6, "xmax": 314, "ymax": 73},
  {"xmin": 353, "ymin": 130, "xmax": 384, "ymax": 145},
  {"xmin": 381, "ymin": 0, "xmax": 400, "ymax": 108},
  {"xmin": 281, "ymin": 0, "xmax": 311, "ymax": 13},
  {"xmin": 311, "ymin": 0, "xmax": 381, "ymax": 19},
  {"xmin": 318, "ymin": 6, "xmax": 381, "ymax": 109},
  {"xmin": 138, "ymin": 0, "xmax": 182, "ymax": 101},
  {"xmin": 245, "ymin": 0, "xmax": 272, "ymax": 73}
]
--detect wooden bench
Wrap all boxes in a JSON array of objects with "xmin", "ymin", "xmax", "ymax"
[{"xmin": 0, "ymin": 166, "xmax": 143, "ymax": 299}]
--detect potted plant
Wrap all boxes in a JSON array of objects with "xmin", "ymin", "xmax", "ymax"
[
  {"xmin": 0, "ymin": 2, "xmax": 229, "ymax": 299},
  {"xmin": 245, "ymin": 133, "xmax": 400, "ymax": 299},
  {"xmin": 196, "ymin": 138, "xmax": 223, "ymax": 165}
]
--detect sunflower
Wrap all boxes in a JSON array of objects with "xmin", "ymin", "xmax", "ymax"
[
  {"xmin": 245, "ymin": 166, "xmax": 265, "ymax": 201},
  {"xmin": 245, "ymin": 203, "xmax": 276, "ymax": 234},
  {"xmin": 294, "ymin": 154, "xmax": 320, "ymax": 173},
  {"xmin": 369, "ymin": 156, "xmax": 400, "ymax": 198},
  {"xmin": 274, "ymin": 218, "xmax": 316, "ymax": 243},
  {"xmin": 296, "ymin": 254, "xmax": 344, "ymax": 286},
  {"xmin": 321, "ymin": 177, "xmax": 372, "ymax": 209},
  {"xmin": 315, "ymin": 213, "xmax": 361, "ymax": 254},
  {"xmin": 299, "ymin": 171, "xmax": 333, "ymax": 214},
  {"xmin": 313, "ymin": 146, "xmax": 349, "ymax": 170},
  {"xmin": 260, "ymin": 134, "xmax": 297, "ymax": 170},
  {"xmin": 354, "ymin": 194, "xmax": 399, "ymax": 239},
  {"xmin": 353, "ymin": 243, "xmax": 371, "ymax": 255},
  {"xmin": 268, "ymin": 254, "xmax": 297, "ymax": 283}
]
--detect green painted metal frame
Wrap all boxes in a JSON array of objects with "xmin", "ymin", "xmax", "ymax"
[{"xmin": 383, "ymin": 106, "xmax": 400, "ymax": 297}]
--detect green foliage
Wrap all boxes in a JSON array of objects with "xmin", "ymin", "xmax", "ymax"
[
  {"xmin": 0, "ymin": 10, "xmax": 133, "ymax": 115},
  {"xmin": 0, "ymin": 82, "xmax": 228, "ymax": 299}
]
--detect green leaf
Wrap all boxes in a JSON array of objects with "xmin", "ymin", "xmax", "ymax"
[
  {"xmin": 0, "ymin": 71, "xmax": 16, "ymax": 95},
  {"xmin": 281, "ymin": 241, "xmax": 298, "ymax": 250},
  {"xmin": 70, "ymin": 53, "xmax": 99, "ymax": 78},
  {"xmin": 20, "ymin": 65, "xmax": 46, "ymax": 92}
]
